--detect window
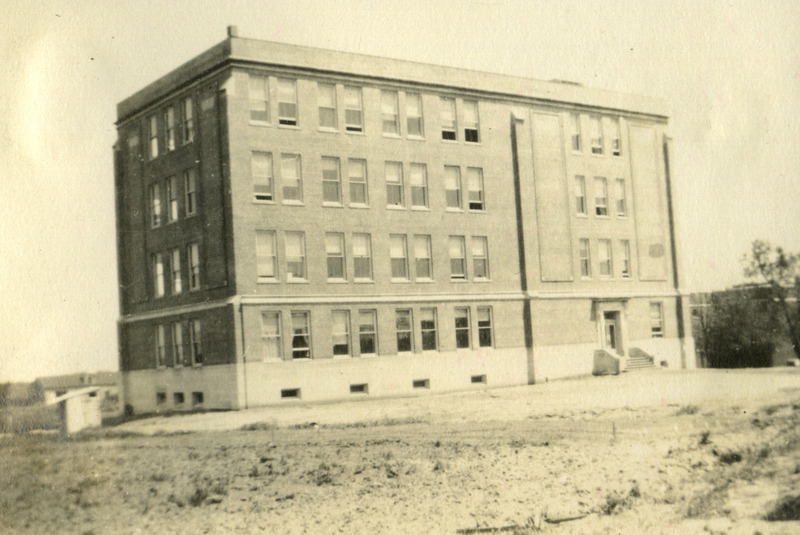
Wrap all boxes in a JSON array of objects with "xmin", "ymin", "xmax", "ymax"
[
  {"xmin": 291, "ymin": 312, "xmax": 311, "ymax": 359},
  {"xmin": 396, "ymin": 309, "xmax": 413, "ymax": 353},
  {"xmin": 155, "ymin": 325, "xmax": 167, "ymax": 367},
  {"xmin": 390, "ymin": 234, "xmax": 408, "ymax": 280},
  {"xmin": 318, "ymin": 83, "xmax": 337, "ymax": 129},
  {"xmin": 575, "ymin": 175, "xmax": 587, "ymax": 215},
  {"xmin": 467, "ymin": 167, "xmax": 484, "ymax": 210},
  {"xmin": 192, "ymin": 392, "xmax": 204, "ymax": 406},
  {"xmin": 410, "ymin": 163, "xmax": 428, "ymax": 209},
  {"xmin": 256, "ymin": 230, "xmax": 277, "ymax": 280},
  {"xmin": 348, "ymin": 159, "xmax": 368, "ymax": 205},
  {"xmin": 281, "ymin": 154, "xmax": 302, "ymax": 203},
  {"xmin": 610, "ymin": 118, "xmax": 621, "ymax": 156},
  {"xmin": 285, "ymin": 232, "xmax": 306, "ymax": 281},
  {"xmin": 153, "ymin": 254, "xmax": 165, "ymax": 297},
  {"xmin": 332, "ymin": 310, "xmax": 350, "ymax": 356},
  {"xmin": 170, "ymin": 248, "xmax": 182, "ymax": 294},
  {"xmin": 650, "ymin": 303, "xmax": 664, "ymax": 338},
  {"xmin": 444, "ymin": 166, "xmax": 462, "ymax": 209},
  {"xmin": 182, "ymin": 97, "xmax": 194, "ymax": 143},
  {"xmin": 381, "ymin": 90, "xmax": 399, "ymax": 135},
  {"xmin": 420, "ymin": 308, "xmax": 438, "ymax": 351},
  {"xmin": 594, "ymin": 177, "xmax": 608, "ymax": 216},
  {"xmin": 590, "ymin": 116, "xmax": 603, "ymax": 155},
  {"xmin": 463, "ymin": 100, "xmax": 479, "ymax": 142},
  {"xmin": 598, "ymin": 239, "xmax": 612, "ymax": 277},
  {"xmin": 326, "ymin": 232, "xmax": 346, "ymax": 280},
  {"xmin": 149, "ymin": 183, "xmax": 162, "ymax": 227},
  {"xmin": 184, "ymin": 168, "xmax": 197, "ymax": 215},
  {"xmin": 570, "ymin": 113, "xmax": 581, "ymax": 151},
  {"xmin": 358, "ymin": 310, "xmax": 377, "ymax": 355},
  {"xmin": 471, "ymin": 237, "xmax": 489, "ymax": 279},
  {"xmin": 385, "ymin": 161, "xmax": 404, "ymax": 207},
  {"xmin": 353, "ymin": 233, "xmax": 372, "ymax": 280},
  {"xmin": 277, "ymin": 79, "xmax": 298, "ymax": 126},
  {"xmin": 414, "ymin": 235, "xmax": 433, "ymax": 280},
  {"xmin": 448, "ymin": 236, "xmax": 466, "ymax": 280},
  {"xmin": 261, "ymin": 311, "xmax": 282, "ymax": 360},
  {"xmin": 477, "ymin": 307, "xmax": 493, "ymax": 347},
  {"xmin": 321, "ymin": 157, "xmax": 341, "ymax": 204},
  {"xmin": 440, "ymin": 97, "xmax": 457, "ymax": 140},
  {"xmin": 620, "ymin": 240, "xmax": 631, "ymax": 278},
  {"xmin": 455, "ymin": 308, "xmax": 471, "ymax": 349},
  {"xmin": 188, "ymin": 320, "xmax": 202, "ymax": 365},
  {"xmin": 149, "ymin": 115, "xmax": 158, "ymax": 159},
  {"xmin": 252, "ymin": 152, "xmax": 273, "ymax": 202},
  {"xmin": 166, "ymin": 176, "xmax": 179, "ymax": 223},
  {"xmin": 579, "ymin": 239, "xmax": 591, "ymax": 278},
  {"xmin": 344, "ymin": 86, "xmax": 363, "ymax": 132},
  {"xmin": 187, "ymin": 243, "xmax": 200, "ymax": 290},
  {"xmin": 164, "ymin": 106, "xmax": 176, "ymax": 152},
  {"xmin": 406, "ymin": 93, "xmax": 423, "ymax": 137},
  {"xmin": 249, "ymin": 74, "xmax": 270, "ymax": 123},
  {"xmin": 615, "ymin": 178, "xmax": 626, "ymax": 217},
  {"xmin": 172, "ymin": 322, "xmax": 184, "ymax": 367},
  {"xmin": 174, "ymin": 392, "xmax": 185, "ymax": 405}
]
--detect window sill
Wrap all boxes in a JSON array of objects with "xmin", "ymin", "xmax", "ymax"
[
  {"xmin": 407, "ymin": 135, "xmax": 426, "ymax": 142},
  {"xmin": 415, "ymin": 279, "xmax": 435, "ymax": 283},
  {"xmin": 410, "ymin": 206, "xmax": 430, "ymax": 212},
  {"xmin": 468, "ymin": 209, "xmax": 487, "ymax": 214},
  {"xmin": 594, "ymin": 214, "xmax": 610, "ymax": 219},
  {"xmin": 473, "ymin": 278, "xmax": 492, "ymax": 283},
  {"xmin": 333, "ymin": 354, "xmax": 352, "ymax": 360},
  {"xmin": 278, "ymin": 124, "xmax": 300, "ymax": 130},
  {"xmin": 282, "ymin": 201, "xmax": 304, "ymax": 206},
  {"xmin": 249, "ymin": 120, "xmax": 271, "ymax": 127},
  {"xmin": 322, "ymin": 202, "xmax": 344, "ymax": 208},
  {"xmin": 445, "ymin": 207, "xmax": 464, "ymax": 213},
  {"xmin": 382, "ymin": 133, "xmax": 402, "ymax": 139},
  {"xmin": 253, "ymin": 199, "xmax": 276, "ymax": 205},
  {"xmin": 576, "ymin": 214, "xmax": 589, "ymax": 218},
  {"xmin": 286, "ymin": 279, "xmax": 309, "ymax": 284},
  {"xmin": 464, "ymin": 141, "xmax": 482, "ymax": 146},
  {"xmin": 257, "ymin": 277, "xmax": 280, "ymax": 284},
  {"xmin": 349, "ymin": 203, "xmax": 370, "ymax": 209},
  {"xmin": 318, "ymin": 127, "xmax": 338, "ymax": 134},
  {"xmin": 390, "ymin": 278, "xmax": 410, "ymax": 284},
  {"xmin": 440, "ymin": 138, "xmax": 459, "ymax": 144},
  {"xmin": 450, "ymin": 278, "xmax": 468, "ymax": 283},
  {"xmin": 617, "ymin": 215, "xmax": 627, "ymax": 219},
  {"xmin": 359, "ymin": 353, "xmax": 378, "ymax": 358},
  {"xmin": 345, "ymin": 129, "xmax": 365, "ymax": 136},
  {"xmin": 386, "ymin": 205, "xmax": 406, "ymax": 211},
  {"xmin": 354, "ymin": 279, "xmax": 374, "ymax": 284},
  {"xmin": 326, "ymin": 279, "xmax": 348, "ymax": 284}
]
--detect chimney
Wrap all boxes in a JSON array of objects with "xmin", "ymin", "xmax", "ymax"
[{"xmin": 228, "ymin": 25, "xmax": 239, "ymax": 38}]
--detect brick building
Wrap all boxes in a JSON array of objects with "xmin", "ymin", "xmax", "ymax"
[{"xmin": 115, "ymin": 27, "xmax": 695, "ymax": 413}]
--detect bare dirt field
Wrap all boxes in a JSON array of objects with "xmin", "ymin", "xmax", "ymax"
[{"xmin": 3, "ymin": 369, "xmax": 800, "ymax": 534}]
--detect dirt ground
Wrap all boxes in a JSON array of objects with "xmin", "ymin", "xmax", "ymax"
[{"xmin": 2, "ymin": 368, "xmax": 800, "ymax": 534}]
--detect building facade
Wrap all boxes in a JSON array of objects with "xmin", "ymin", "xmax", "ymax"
[{"xmin": 115, "ymin": 28, "xmax": 695, "ymax": 414}]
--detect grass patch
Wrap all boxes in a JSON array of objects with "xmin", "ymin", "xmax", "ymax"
[
  {"xmin": 674, "ymin": 405, "xmax": 699, "ymax": 416},
  {"xmin": 764, "ymin": 494, "xmax": 800, "ymax": 521}
]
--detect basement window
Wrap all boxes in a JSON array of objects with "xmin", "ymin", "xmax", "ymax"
[
  {"xmin": 173, "ymin": 392, "xmax": 185, "ymax": 406},
  {"xmin": 350, "ymin": 383, "xmax": 369, "ymax": 394},
  {"xmin": 412, "ymin": 379, "xmax": 430, "ymax": 389},
  {"xmin": 471, "ymin": 375, "xmax": 487, "ymax": 384},
  {"xmin": 191, "ymin": 392, "xmax": 204, "ymax": 406},
  {"xmin": 156, "ymin": 392, "xmax": 167, "ymax": 405},
  {"xmin": 281, "ymin": 388, "xmax": 301, "ymax": 399}
]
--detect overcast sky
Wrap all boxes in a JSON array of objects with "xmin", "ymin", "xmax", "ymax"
[{"xmin": 1, "ymin": 0, "xmax": 799, "ymax": 382}]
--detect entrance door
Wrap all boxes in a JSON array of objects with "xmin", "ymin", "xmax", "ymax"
[{"xmin": 603, "ymin": 311, "xmax": 623, "ymax": 356}]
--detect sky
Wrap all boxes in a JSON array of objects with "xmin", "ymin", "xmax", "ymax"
[{"xmin": 1, "ymin": 0, "xmax": 799, "ymax": 382}]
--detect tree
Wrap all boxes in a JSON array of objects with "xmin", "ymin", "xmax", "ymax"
[{"xmin": 743, "ymin": 240, "xmax": 800, "ymax": 360}]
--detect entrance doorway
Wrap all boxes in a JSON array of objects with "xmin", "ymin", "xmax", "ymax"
[{"xmin": 603, "ymin": 311, "xmax": 623, "ymax": 356}]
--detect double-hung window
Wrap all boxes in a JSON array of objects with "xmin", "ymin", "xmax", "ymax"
[
  {"xmin": 164, "ymin": 106, "xmax": 176, "ymax": 152},
  {"xmin": 396, "ymin": 309, "xmax": 413, "ymax": 353},
  {"xmin": 444, "ymin": 166, "xmax": 462, "ymax": 209},
  {"xmin": 440, "ymin": 97, "xmax": 457, "ymax": 140},
  {"xmin": 166, "ymin": 176, "xmax": 179, "ymax": 223},
  {"xmin": 414, "ymin": 235, "xmax": 433, "ymax": 280},
  {"xmin": 463, "ymin": 100, "xmax": 479, "ymax": 142},
  {"xmin": 249, "ymin": 75, "xmax": 270, "ymax": 123},
  {"xmin": 448, "ymin": 236, "xmax": 467, "ymax": 280},
  {"xmin": 570, "ymin": 113, "xmax": 581, "ymax": 151},
  {"xmin": 594, "ymin": 177, "xmax": 608, "ymax": 216},
  {"xmin": 590, "ymin": 116, "xmax": 603, "ymax": 155},
  {"xmin": 406, "ymin": 93, "xmax": 423, "ymax": 137},
  {"xmin": 332, "ymin": 310, "xmax": 350, "ymax": 356},
  {"xmin": 148, "ymin": 115, "xmax": 159, "ymax": 159},
  {"xmin": 261, "ymin": 311, "xmax": 281, "ymax": 360},
  {"xmin": 172, "ymin": 322, "xmax": 184, "ymax": 367},
  {"xmin": 281, "ymin": 154, "xmax": 302, "ymax": 203},
  {"xmin": 381, "ymin": 90, "xmax": 399, "ymax": 135},
  {"xmin": 182, "ymin": 97, "xmax": 194, "ymax": 143},
  {"xmin": 410, "ymin": 163, "xmax": 428, "ymax": 209},
  {"xmin": 344, "ymin": 86, "xmax": 363, "ymax": 132},
  {"xmin": 348, "ymin": 159, "xmax": 368, "ymax": 205},
  {"xmin": 467, "ymin": 167, "xmax": 484, "ymax": 210},
  {"xmin": 155, "ymin": 325, "xmax": 167, "ymax": 367},
  {"xmin": 352, "ymin": 233, "xmax": 372, "ymax": 281},
  {"xmin": 385, "ymin": 161, "xmax": 404, "ymax": 207},
  {"xmin": 610, "ymin": 118, "xmax": 621, "ymax": 156},
  {"xmin": 150, "ymin": 183, "xmax": 162, "ymax": 227},
  {"xmin": 170, "ymin": 248, "xmax": 182, "ymax": 294},
  {"xmin": 420, "ymin": 308, "xmax": 438, "ymax": 351},
  {"xmin": 390, "ymin": 234, "xmax": 408, "ymax": 281},
  {"xmin": 184, "ymin": 169, "xmax": 197, "ymax": 215},
  {"xmin": 187, "ymin": 243, "xmax": 200, "ymax": 290},
  {"xmin": 575, "ymin": 175, "xmax": 587, "ymax": 215},
  {"xmin": 285, "ymin": 232, "xmax": 306, "ymax": 281},
  {"xmin": 477, "ymin": 307, "xmax": 493, "ymax": 348},
  {"xmin": 615, "ymin": 178, "xmax": 626, "ymax": 217},
  {"xmin": 620, "ymin": 240, "xmax": 631, "ymax": 278},
  {"xmin": 650, "ymin": 303, "xmax": 664, "ymax": 338},
  {"xmin": 321, "ymin": 156, "xmax": 341, "ymax": 205},
  {"xmin": 252, "ymin": 152, "xmax": 273, "ymax": 202},
  {"xmin": 318, "ymin": 83, "xmax": 337, "ymax": 129},
  {"xmin": 277, "ymin": 79, "xmax": 298, "ymax": 126},
  {"xmin": 579, "ymin": 239, "xmax": 591, "ymax": 279},
  {"xmin": 358, "ymin": 310, "xmax": 378, "ymax": 355},
  {"xmin": 471, "ymin": 237, "xmax": 489, "ymax": 279},
  {"xmin": 326, "ymin": 233, "xmax": 346, "ymax": 280},
  {"xmin": 153, "ymin": 254, "xmax": 165, "ymax": 298},
  {"xmin": 598, "ymin": 239, "xmax": 612, "ymax": 277},
  {"xmin": 256, "ymin": 230, "xmax": 277, "ymax": 280},
  {"xmin": 291, "ymin": 312, "xmax": 311, "ymax": 359},
  {"xmin": 455, "ymin": 308, "xmax": 471, "ymax": 349},
  {"xmin": 188, "ymin": 320, "xmax": 202, "ymax": 365}
]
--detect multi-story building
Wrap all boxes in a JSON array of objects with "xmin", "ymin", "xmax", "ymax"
[{"xmin": 115, "ymin": 27, "xmax": 695, "ymax": 414}]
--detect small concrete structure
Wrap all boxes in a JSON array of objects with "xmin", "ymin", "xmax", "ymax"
[{"xmin": 48, "ymin": 387, "xmax": 102, "ymax": 434}]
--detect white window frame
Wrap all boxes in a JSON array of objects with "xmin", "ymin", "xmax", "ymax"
[
  {"xmin": 570, "ymin": 113, "xmax": 581, "ymax": 152},
  {"xmin": 358, "ymin": 310, "xmax": 378, "ymax": 356},
  {"xmin": 409, "ymin": 163, "xmax": 428, "ymax": 209},
  {"xmin": 150, "ymin": 183, "xmax": 162, "ymax": 228},
  {"xmin": 420, "ymin": 307, "xmax": 438, "ymax": 351},
  {"xmin": 153, "ymin": 253, "xmax": 165, "ymax": 298},
  {"xmin": 155, "ymin": 325, "xmax": 167, "ymax": 368},
  {"xmin": 172, "ymin": 322, "xmax": 184, "ymax": 367},
  {"xmin": 454, "ymin": 307, "xmax": 471, "ymax": 349},
  {"xmin": 277, "ymin": 78, "xmax": 298, "ymax": 126},
  {"xmin": 467, "ymin": 167, "xmax": 484, "ymax": 211},
  {"xmin": 463, "ymin": 100, "xmax": 479, "ymax": 143},
  {"xmin": 395, "ymin": 309, "xmax": 413, "ymax": 353},
  {"xmin": 170, "ymin": 248, "xmax": 182, "ymax": 294},
  {"xmin": 471, "ymin": 236, "xmax": 489, "ymax": 280},
  {"xmin": 590, "ymin": 116, "xmax": 603, "ymax": 155},
  {"xmin": 598, "ymin": 239, "xmax": 613, "ymax": 278},
  {"xmin": 390, "ymin": 234, "xmax": 409, "ymax": 281},
  {"xmin": 575, "ymin": 175, "xmax": 587, "ymax": 215},
  {"xmin": 280, "ymin": 153, "xmax": 302, "ymax": 203},
  {"xmin": 615, "ymin": 178, "xmax": 626, "ymax": 217},
  {"xmin": 385, "ymin": 161, "xmax": 404, "ymax": 207},
  {"xmin": 290, "ymin": 311, "xmax": 311, "ymax": 359},
  {"xmin": 261, "ymin": 311, "xmax": 282, "ymax": 361},
  {"xmin": 166, "ymin": 175, "xmax": 179, "ymax": 223},
  {"xmin": 477, "ymin": 307, "xmax": 493, "ymax": 348},
  {"xmin": 620, "ymin": 239, "xmax": 631, "ymax": 279},
  {"xmin": 440, "ymin": 97, "xmax": 457, "ymax": 140},
  {"xmin": 148, "ymin": 115, "xmax": 158, "ymax": 159},
  {"xmin": 252, "ymin": 151, "xmax": 274, "ymax": 202},
  {"xmin": 406, "ymin": 92, "xmax": 424, "ymax": 138},
  {"xmin": 184, "ymin": 168, "xmax": 197, "ymax": 216},
  {"xmin": 325, "ymin": 232, "xmax": 346, "ymax": 281},
  {"xmin": 344, "ymin": 86, "xmax": 363, "ymax": 132},
  {"xmin": 285, "ymin": 231, "xmax": 307, "ymax": 282},
  {"xmin": 164, "ymin": 106, "xmax": 176, "ymax": 152},
  {"xmin": 610, "ymin": 118, "xmax": 622, "ymax": 156},
  {"xmin": 650, "ymin": 302, "xmax": 664, "ymax": 338},
  {"xmin": 348, "ymin": 159, "xmax": 368, "ymax": 206},
  {"xmin": 188, "ymin": 319, "xmax": 202, "ymax": 366},
  {"xmin": 448, "ymin": 236, "xmax": 467, "ymax": 280},
  {"xmin": 444, "ymin": 166, "xmax": 462, "ymax": 210},
  {"xmin": 594, "ymin": 177, "xmax": 608, "ymax": 216},
  {"xmin": 249, "ymin": 74, "xmax": 270, "ymax": 123},
  {"xmin": 317, "ymin": 82, "xmax": 337, "ymax": 130},
  {"xmin": 579, "ymin": 239, "xmax": 591, "ymax": 279},
  {"xmin": 352, "ymin": 233, "xmax": 373, "ymax": 281},
  {"xmin": 381, "ymin": 90, "xmax": 400, "ymax": 136},
  {"xmin": 332, "ymin": 310, "xmax": 351, "ymax": 357},
  {"xmin": 414, "ymin": 234, "xmax": 433, "ymax": 281},
  {"xmin": 182, "ymin": 97, "xmax": 194, "ymax": 144},
  {"xmin": 187, "ymin": 243, "xmax": 200, "ymax": 290},
  {"xmin": 256, "ymin": 230, "xmax": 278, "ymax": 280},
  {"xmin": 321, "ymin": 156, "xmax": 342, "ymax": 205}
]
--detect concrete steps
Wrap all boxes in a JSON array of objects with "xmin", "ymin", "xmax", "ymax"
[{"xmin": 626, "ymin": 347, "xmax": 656, "ymax": 371}]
